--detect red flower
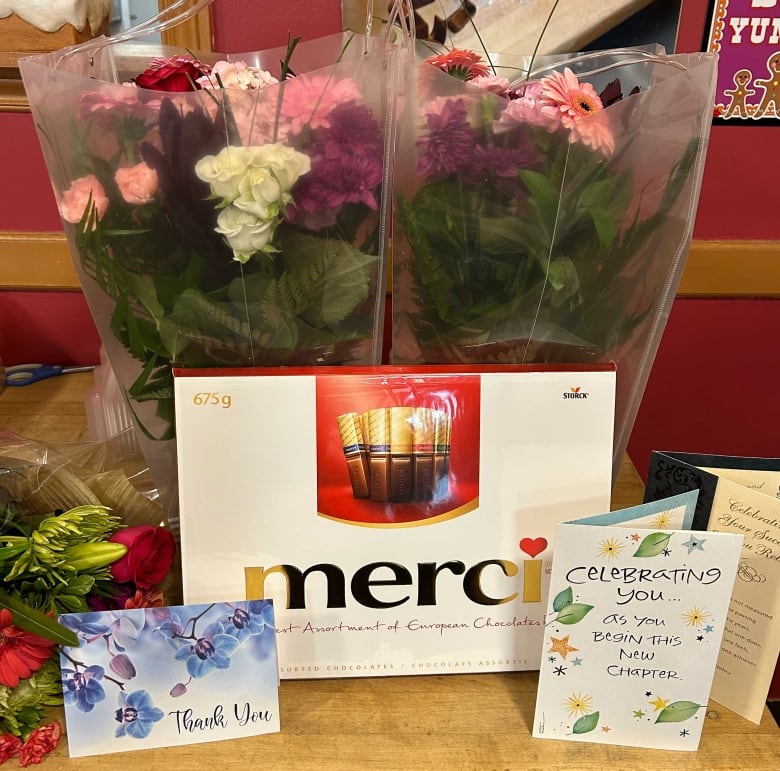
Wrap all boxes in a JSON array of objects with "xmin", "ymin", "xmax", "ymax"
[
  {"xmin": 0, "ymin": 733, "xmax": 22, "ymax": 763},
  {"xmin": 0, "ymin": 610, "xmax": 57, "ymax": 688},
  {"xmin": 134, "ymin": 55, "xmax": 210, "ymax": 92},
  {"xmin": 18, "ymin": 721, "xmax": 62, "ymax": 767},
  {"xmin": 124, "ymin": 586, "xmax": 165, "ymax": 610},
  {"xmin": 109, "ymin": 526, "xmax": 176, "ymax": 589}
]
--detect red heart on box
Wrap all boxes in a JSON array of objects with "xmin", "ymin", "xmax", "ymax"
[{"xmin": 519, "ymin": 537, "xmax": 548, "ymax": 558}]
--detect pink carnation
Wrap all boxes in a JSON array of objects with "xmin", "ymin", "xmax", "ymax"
[
  {"xmin": 469, "ymin": 75, "xmax": 510, "ymax": 96},
  {"xmin": 494, "ymin": 82, "xmax": 562, "ymax": 133},
  {"xmin": 59, "ymin": 175, "xmax": 109, "ymax": 229},
  {"xmin": 196, "ymin": 60, "xmax": 278, "ymax": 90},
  {"xmin": 115, "ymin": 162, "xmax": 159, "ymax": 205}
]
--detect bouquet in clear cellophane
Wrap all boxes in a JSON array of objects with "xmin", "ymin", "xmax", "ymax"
[
  {"xmin": 0, "ymin": 430, "xmax": 177, "ymax": 760},
  {"xmin": 391, "ymin": 42, "xmax": 717, "ymax": 478},
  {"xmin": 18, "ymin": 0, "xmax": 396, "ymax": 521}
]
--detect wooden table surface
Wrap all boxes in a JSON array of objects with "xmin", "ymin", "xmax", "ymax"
[{"xmin": 1, "ymin": 372, "xmax": 779, "ymax": 769}]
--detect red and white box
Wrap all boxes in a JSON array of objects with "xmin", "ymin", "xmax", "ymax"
[{"xmin": 174, "ymin": 365, "xmax": 615, "ymax": 678}]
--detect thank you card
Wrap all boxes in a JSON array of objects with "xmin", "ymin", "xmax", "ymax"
[{"xmin": 59, "ymin": 600, "xmax": 280, "ymax": 757}]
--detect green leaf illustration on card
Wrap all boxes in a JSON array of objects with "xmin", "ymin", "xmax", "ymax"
[
  {"xmin": 553, "ymin": 587, "xmax": 573, "ymax": 613},
  {"xmin": 555, "ymin": 603, "xmax": 594, "ymax": 625},
  {"xmin": 655, "ymin": 701, "xmax": 704, "ymax": 723},
  {"xmin": 633, "ymin": 532, "xmax": 672, "ymax": 558},
  {"xmin": 572, "ymin": 711, "xmax": 600, "ymax": 734}
]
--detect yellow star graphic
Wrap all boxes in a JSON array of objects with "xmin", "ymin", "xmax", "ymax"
[
  {"xmin": 650, "ymin": 696, "xmax": 670, "ymax": 711},
  {"xmin": 548, "ymin": 635, "xmax": 578, "ymax": 660},
  {"xmin": 601, "ymin": 726, "xmax": 611, "ymax": 732}
]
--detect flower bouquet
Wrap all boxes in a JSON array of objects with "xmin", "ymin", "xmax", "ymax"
[
  {"xmin": 19, "ymin": 2, "xmax": 395, "ymax": 519},
  {"xmin": 0, "ymin": 430, "xmax": 176, "ymax": 765},
  {"xmin": 391, "ymin": 43, "xmax": 717, "ymax": 476}
]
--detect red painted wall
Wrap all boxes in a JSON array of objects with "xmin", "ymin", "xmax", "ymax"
[
  {"xmin": 627, "ymin": 298, "xmax": 780, "ymax": 476},
  {"xmin": 1, "ymin": 112, "xmax": 62, "ymax": 232},
  {"xmin": 0, "ymin": 291, "xmax": 101, "ymax": 367},
  {"xmin": 212, "ymin": 0, "xmax": 342, "ymax": 52}
]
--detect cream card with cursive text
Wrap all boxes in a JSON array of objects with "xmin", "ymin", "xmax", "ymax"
[
  {"xmin": 59, "ymin": 600, "xmax": 280, "ymax": 757},
  {"xmin": 646, "ymin": 451, "xmax": 780, "ymax": 723},
  {"xmin": 533, "ymin": 494, "xmax": 743, "ymax": 751}
]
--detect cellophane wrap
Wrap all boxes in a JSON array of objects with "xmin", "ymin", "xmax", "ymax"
[
  {"xmin": 19, "ymin": 32, "xmax": 395, "ymax": 520},
  {"xmin": 391, "ymin": 46, "xmax": 717, "ymax": 478}
]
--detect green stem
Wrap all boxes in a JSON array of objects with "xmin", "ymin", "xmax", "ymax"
[
  {"xmin": 462, "ymin": 2, "xmax": 495, "ymax": 75},
  {"xmin": 526, "ymin": 0, "xmax": 562, "ymax": 81}
]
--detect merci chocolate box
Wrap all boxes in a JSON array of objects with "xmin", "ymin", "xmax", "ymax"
[{"xmin": 174, "ymin": 365, "xmax": 615, "ymax": 678}]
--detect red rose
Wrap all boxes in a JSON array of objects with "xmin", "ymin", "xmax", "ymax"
[
  {"xmin": 0, "ymin": 733, "xmax": 22, "ymax": 764},
  {"xmin": 134, "ymin": 55, "xmax": 209, "ymax": 92},
  {"xmin": 18, "ymin": 721, "xmax": 62, "ymax": 767},
  {"xmin": 109, "ymin": 526, "xmax": 176, "ymax": 588}
]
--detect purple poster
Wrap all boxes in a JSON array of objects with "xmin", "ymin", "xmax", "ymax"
[{"xmin": 707, "ymin": 0, "xmax": 780, "ymax": 120}]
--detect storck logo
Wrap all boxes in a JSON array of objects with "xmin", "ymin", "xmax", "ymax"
[{"xmin": 563, "ymin": 386, "xmax": 589, "ymax": 400}]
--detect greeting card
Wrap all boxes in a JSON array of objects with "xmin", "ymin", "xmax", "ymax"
[
  {"xmin": 533, "ymin": 493, "xmax": 743, "ymax": 751},
  {"xmin": 645, "ymin": 451, "xmax": 780, "ymax": 723},
  {"xmin": 174, "ymin": 365, "xmax": 615, "ymax": 678},
  {"xmin": 59, "ymin": 600, "xmax": 280, "ymax": 758}
]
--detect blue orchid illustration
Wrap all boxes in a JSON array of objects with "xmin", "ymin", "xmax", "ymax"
[
  {"xmin": 224, "ymin": 601, "xmax": 274, "ymax": 643},
  {"xmin": 153, "ymin": 608, "xmax": 189, "ymax": 651},
  {"xmin": 174, "ymin": 621, "xmax": 239, "ymax": 678},
  {"xmin": 108, "ymin": 613, "xmax": 145, "ymax": 650},
  {"xmin": 60, "ymin": 613, "xmax": 111, "ymax": 640},
  {"xmin": 114, "ymin": 689, "xmax": 164, "ymax": 739},
  {"xmin": 61, "ymin": 664, "xmax": 106, "ymax": 713}
]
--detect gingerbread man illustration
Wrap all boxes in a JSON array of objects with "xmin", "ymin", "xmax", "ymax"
[
  {"xmin": 723, "ymin": 68, "xmax": 755, "ymax": 118},
  {"xmin": 754, "ymin": 51, "xmax": 780, "ymax": 119}
]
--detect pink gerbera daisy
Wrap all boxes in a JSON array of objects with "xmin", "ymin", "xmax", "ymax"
[
  {"xmin": 425, "ymin": 48, "xmax": 491, "ymax": 81},
  {"xmin": 540, "ymin": 67, "xmax": 604, "ymax": 128}
]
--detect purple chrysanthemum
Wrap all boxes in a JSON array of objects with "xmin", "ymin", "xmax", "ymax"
[
  {"xmin": 288, "ymin": 103, "xmax": 384, "ymax": 230},
  {"xmin": 416, "ymin": 98, "xmax": 478, "ymax": 180},
  {"xmin": 317, "ymin": 103, "xmax": 384, "ymax": 162},
  {"xmin": 470, "ymin": 145, "xmax": 539, "ymax": 181},
  {"xmin": 292, "ymin": 153, "xmax": 382, "ymax": 229}
]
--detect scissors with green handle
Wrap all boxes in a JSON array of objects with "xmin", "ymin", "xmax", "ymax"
[{"xmin": 4, "ymin": 364, "xmax": 95, "ymax": 387}]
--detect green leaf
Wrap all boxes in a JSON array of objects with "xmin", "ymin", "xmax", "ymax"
[
  {"xmin": 552, "ymin": 587, "xmax": 573, "ymax": 613},
  {"xmin": 655, "ymin": 701, "xmax": 703, "ymax": 724},
  {"xmin": 0, "ymin": 588, "xmax": 78, "ymax": 646},
  {"xmin": 547, "ymin": 257, "xmax": 580, "ymax": 307},
  {"xmin": 572, "ymin": 711, "xmax": 599, "ymax": 734},
  {"xmin": 281, "ymin": 230, "xmax": 376, "ymax": 328},
  {"xmin": 555, "ymin": 603, "xmax": 594, "ymax": 625},
  {"xmin": 579, "ymin": 173, "xmax": 632, "ymax": 248},
  {"xmin": 633, "ymin": 532, "xmax": 672, "ymax": 558},
  {"xmin": 518, "ymin": 170, "xmax": 561, "ymax": 221},
  {"xmin": 127, "ymin": 273, "xmax": 165, "ymax": 331}
]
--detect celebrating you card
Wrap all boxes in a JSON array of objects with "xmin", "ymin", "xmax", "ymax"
[
  {"xmin": 58, "ymin": 600, "xmax": 280, "ymax": 757},
  {"xmin": 533, "ymin": 495, "xmax": 743, "ymax": 751}
]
